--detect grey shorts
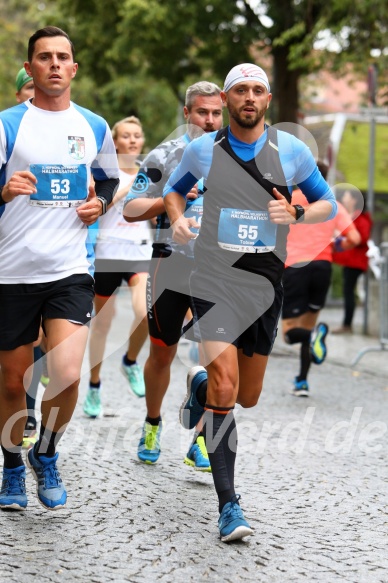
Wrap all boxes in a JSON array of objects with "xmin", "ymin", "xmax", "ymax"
[{"xmin": 188, "ymin": 269, "xmax": 283, "ymax": 357}]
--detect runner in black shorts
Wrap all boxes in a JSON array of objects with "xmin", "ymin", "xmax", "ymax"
[
  {"xmin": 123, "ymin": 81, "xmax": 223, "ymax": 469},
  {"xmin": 282, "ymin": 163, "xmax": 360, "ymax": 397},
  {"xmin": 0, "ymin": 26, "xmax": 119, "ymax": 512}
]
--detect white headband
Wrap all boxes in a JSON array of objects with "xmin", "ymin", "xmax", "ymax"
[{"xmin": 223, "ymin": 63, "xmax": 270, "ymax": 93}]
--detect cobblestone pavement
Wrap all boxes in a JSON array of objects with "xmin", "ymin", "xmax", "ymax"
[{"xmin": 1, "ymin": 292, "xmax": 387, "ymax": 583}]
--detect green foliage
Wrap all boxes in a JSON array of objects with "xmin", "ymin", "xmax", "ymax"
[
  {"xmin": 0, "ymin": 0, "xmax": 47, "ymax": 110},
  {"xmin": 337, "ymin": 121, "xmax": 388, "ymax": 193},
  {"xmin": 47, "ymin": 0, "xmax": 260, "ymax": 95},
  {"xmin": 1, "ymin": 0, "xmax": 388, "ymax": 134},
  {"xmin": 70, "ymin": 74, "xmax": 179, "ymax": 149}
]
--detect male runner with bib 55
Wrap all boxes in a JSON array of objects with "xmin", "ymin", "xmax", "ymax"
[{"xmin": 164, "ymin": 63, "xmax": 337, "ymax": 542}]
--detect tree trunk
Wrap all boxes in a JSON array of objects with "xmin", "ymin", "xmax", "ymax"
[{"xmin": 271, "ymin": 46, "xmax": 300, "ymax": 124}]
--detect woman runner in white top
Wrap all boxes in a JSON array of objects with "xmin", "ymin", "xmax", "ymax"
[{"xmin": 84, "ymin": 116, "xmax": 152, "ymax": 417}]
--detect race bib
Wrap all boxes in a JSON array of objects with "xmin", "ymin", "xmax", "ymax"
[
  {"xmin": 218, "ymin": 208, "xmax": 277, "ymax": 253},
  {"xmin": 184, "ymin": 196, "xmax": 203, "ymax": 235},
  {"xmin": 29, "ymin": 164, "xmax": 87, "ymax": 208}
]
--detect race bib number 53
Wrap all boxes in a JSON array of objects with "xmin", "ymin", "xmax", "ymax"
[
  {"xmin": 29, "ymin": 164, "xmax": 87, "ymax": 208},
  {"xmin": 218, "ymin": 208, "xmax": 277, "ymax": 253}
]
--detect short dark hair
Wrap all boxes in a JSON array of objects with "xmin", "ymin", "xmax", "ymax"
[{"xmin": 28, "ymin": 26, "xmax": 75, "ymax": 62}]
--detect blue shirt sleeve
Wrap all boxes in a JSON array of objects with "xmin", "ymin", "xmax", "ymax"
[
  {"xmin": 163, "ymin": 133, "xmax": 216, "ymax": 198},
  {"xmin": 297, "ymin": 167, "xmax": 337, "ymax": 220},
  {"xmin": 277, "ymin": 131, "xmax": 337, "ymax": 220}
]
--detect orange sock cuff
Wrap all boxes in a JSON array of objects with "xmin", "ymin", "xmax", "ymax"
[{"xmin": 204, "ymin": 404, "xmax": 234, "ymax": 414}]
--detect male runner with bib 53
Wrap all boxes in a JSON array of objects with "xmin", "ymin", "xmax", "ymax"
[{"xmin": 0, "ymin": 26, "xmax": 119, "ymax": 511}]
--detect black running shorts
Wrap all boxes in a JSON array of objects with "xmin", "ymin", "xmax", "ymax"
[
  {"xmin": 0, "ymin": 274, "xmax": 94, "ymax": 350},
  {"xmin": 147, "ymin": 249, "xmax": 194, "ymax": 347},
  {"xmin": 94, "ymin": 259, "xmax": 149, "ymax": 297},
  {"xmin": 282, "ymin": 260, "xmax": 332, "ymax": 319}
]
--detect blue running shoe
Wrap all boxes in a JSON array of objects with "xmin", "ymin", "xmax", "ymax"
[
  {"xmin": 137, "ymin": 421, "xmax": 162, "ymax": 464},
  {"xmin": 180, "ymin": 366, "xmax": 207, "ymax": 430},
  {"xmin": 310, "ymin": 322, "xmax": 329, "ymax": 365},
  {"xmin": 27, "ymin": 448, "xmax": 67, "ymax": 510},
  {"xmin": 290, "ymin": 378, "xmax": 309, "ymax": 397},
  {"xmin": 0, "ymin": 466, "xmax": 28, "ymax": 510},
  {"xmin": 218, "ymin": 495, "xmax": 253, "ymax": 542},
  {"xmin": 184, "ymin": 435, "xmax": 211, "ymax": 472}
]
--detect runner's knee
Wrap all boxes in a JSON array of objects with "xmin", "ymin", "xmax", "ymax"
[{"xmin": 149, "ymin": 344, "xmax": 176, "ymax": 368}]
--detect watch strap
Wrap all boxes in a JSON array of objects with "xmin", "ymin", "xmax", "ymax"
[{"xmin": 97, "ymin": 196, "xmax": 107, "ymax": 215}]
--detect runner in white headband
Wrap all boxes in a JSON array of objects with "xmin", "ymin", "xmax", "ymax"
[{"xmin": 223, "ymin": 63, "xmax": 270, "ymax": 93}]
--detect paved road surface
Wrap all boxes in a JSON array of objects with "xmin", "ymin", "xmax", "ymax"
[{"xmin": 1, "ymin": 290, "xmax": 386, "ymax": 582}]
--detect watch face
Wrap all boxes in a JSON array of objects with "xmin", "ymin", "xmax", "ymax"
[{"xmin": 294, "ymin": 205, "xmax": 304, "ymax": 221}]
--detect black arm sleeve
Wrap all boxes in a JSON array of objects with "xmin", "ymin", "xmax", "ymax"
[{"xmin": 94, "ymin": 178, "xmax": 120, "ymax": 205}]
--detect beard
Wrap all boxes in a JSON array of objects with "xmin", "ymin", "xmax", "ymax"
[{"xmin": 228, "ymin": 102, "xmax": 267, "ymax": 129}]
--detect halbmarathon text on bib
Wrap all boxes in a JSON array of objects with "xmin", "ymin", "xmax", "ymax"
[
  {"xmin": 218, "ymin": 208, "xmax": 277, "ymax": 253},
  {"xmin": 29, "ymin": 164, "xmax": 87, "ymax": 208}
]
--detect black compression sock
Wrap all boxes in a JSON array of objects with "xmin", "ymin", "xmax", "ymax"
[
  {"xmin": 35, "ymin": 424, "xmax": 61, "ymax": 458},
  {"xmin": 203, "ymin": 406, "xmax": 237, "ymax": 512},
  {"xmin": 123, "ymin": 355, "xmax": 136, "ymax": 367},
  {"xmin": 297, "ymin": 340, "xmax": 311, "ymax": 381},
  {"xmin": 285, "ymin": 327, "xmax": 311, "ymax": 345}
]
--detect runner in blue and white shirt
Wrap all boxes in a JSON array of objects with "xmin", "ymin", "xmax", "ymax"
[{"xmin": 0, "ymin": 27, "xmax": 119, "ymax": 512}]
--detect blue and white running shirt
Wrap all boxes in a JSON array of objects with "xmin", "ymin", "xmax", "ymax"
[{"xmin": 0, "ymin": 99, "xmax": 119, "ymax": 283}]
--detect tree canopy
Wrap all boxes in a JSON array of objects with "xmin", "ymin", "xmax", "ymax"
[{"xmin": 1, "ymin": 0, "xmax": 387, "ymax": 148}]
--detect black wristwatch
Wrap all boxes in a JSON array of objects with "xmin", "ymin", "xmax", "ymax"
[
  {"xmin": 97, "ymin": 196, "xmax": 108, "ymax": 215},
  {"xmin": 292, "ymin": 204, "xmax": 305, "ymax": 222}
]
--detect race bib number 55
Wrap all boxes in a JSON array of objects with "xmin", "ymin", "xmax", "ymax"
[
  {"xmin": 29, "ymin": 164, "xmax": 87, "ymax": 208},
  {"xmin": 218, "ymin": 208, "xmax": 277, "ymax": 253}
]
